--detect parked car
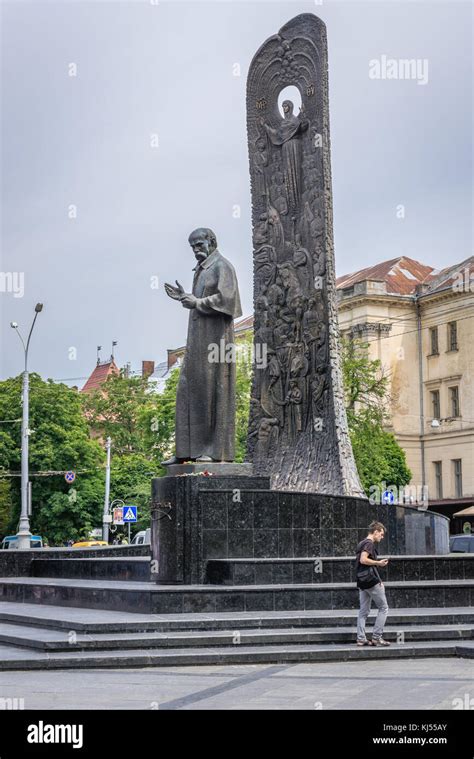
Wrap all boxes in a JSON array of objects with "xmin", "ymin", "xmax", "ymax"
[
  {"xmin": 1, "ymin": 535, "xmax": 43, "ymax": 549},
  {"xmin": 71, "ymin": 540, "xmax": 108, "ymax": 548},
  {"xmin": 449, "ymin": 534, "xmax": 474, "ymax": 553},
  {"xmin": 131, "ymin": 529, "xmax": 150, "ymax": 546}
]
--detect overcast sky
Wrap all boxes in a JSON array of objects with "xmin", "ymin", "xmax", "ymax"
[{"xmin": 0, "ymin": 0, "xmax": 472, "ymax": 385}]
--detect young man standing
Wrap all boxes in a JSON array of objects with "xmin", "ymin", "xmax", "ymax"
[{"xmin": 355, "ymin": 521, "xmax": 390, "ymax": 647}]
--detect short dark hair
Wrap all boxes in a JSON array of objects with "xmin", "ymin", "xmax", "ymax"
[{"xmin": 368, "ymin": 521, "xmax": 386, "ymax": 534}]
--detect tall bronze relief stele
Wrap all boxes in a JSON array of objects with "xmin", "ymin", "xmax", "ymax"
[{"xmin": 246, "ymin": 13, "xmax": 365, "ymax": 496}]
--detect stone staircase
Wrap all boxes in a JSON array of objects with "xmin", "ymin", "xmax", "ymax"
[
  {"xmin": 0, "ymin": 602, "xmax": 473, "ymax": 670},
  {"xmin": 0, "ymin": 551, "xmax": 472, "ymax": 669}
]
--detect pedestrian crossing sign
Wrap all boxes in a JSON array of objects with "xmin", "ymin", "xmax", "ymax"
[{"xmin": 123, "ymin": 506, "xmax": 137, "ymax": 522}]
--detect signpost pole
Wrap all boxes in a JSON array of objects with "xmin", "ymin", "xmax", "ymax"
[
  {"xmin": 122, "ymin": 505, "xmax": 137, "ymax": 542},
  {"xmin": 103, "ymin": 437, "xmax": 112, "ymax": 543}
]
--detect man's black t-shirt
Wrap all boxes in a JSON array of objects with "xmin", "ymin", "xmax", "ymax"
[{"xmin": 355, "ymin": 538, "xmax": 381, "ymax": 582}]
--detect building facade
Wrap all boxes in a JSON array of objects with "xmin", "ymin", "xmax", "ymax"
[{"xmin": 337, "ymin": 256, "xmax": 474, "ymax": 520}]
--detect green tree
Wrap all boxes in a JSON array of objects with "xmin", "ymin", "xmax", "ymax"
[
  {"xmin": 83, "ymin": 370, "xmax": 180, "ymax": 533},
  {"xmin": 41, "ymin": 492, "xmax": 94, "ymax": 545},
  {"xmin": 82, "ymin": 374, "xmax": 152, "ymax": 455},
  {"xmin": 0, "ymin": 374, "xmax": 105, "ymax": 543},
  {"xmin": 109, "ymin": 452, "xmax": 157, "ymax": 533},
  {"xmin": 235, "ymin": 334, "xmax": 253, "ymax": 463},
  {"xmin": 0, "ymin": 479, "xmax": 13, "ymax": 538},
  {"xmin": 83, "ymin": 370, "xmax": 179, "ymax": 466},
  {"xmin": 141, "ymin": 368, "xmax": 180, "ymax": 466},
  {"xmin": 342, "ymin": 339, "xmax": 411, "ymax": 493}
]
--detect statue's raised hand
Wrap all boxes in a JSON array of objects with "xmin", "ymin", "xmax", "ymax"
[{"xmin": 164, "ymin": 280, "xmax": 185, "ymax": 300}]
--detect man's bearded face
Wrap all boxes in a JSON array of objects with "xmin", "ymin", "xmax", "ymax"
[{"xmin": 190, "ymin": 236, "xmax": 209, "ymax": 262}]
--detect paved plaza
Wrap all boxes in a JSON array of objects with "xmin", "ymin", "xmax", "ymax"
[{"xmin": 1, "ymin": 658, "xmax": 472, "ymax": 710}]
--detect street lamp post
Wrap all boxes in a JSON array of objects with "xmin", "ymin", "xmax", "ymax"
[{"xmin": 10, "ymin": 303, "xmax": 43, "ymax": 550}]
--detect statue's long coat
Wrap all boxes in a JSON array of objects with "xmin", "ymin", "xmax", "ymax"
[{"xmin": 175, "ymin": 249, "xmax": 242, "ymax": 461}]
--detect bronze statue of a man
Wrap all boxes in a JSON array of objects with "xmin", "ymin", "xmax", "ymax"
[{"xmin": 164, "ymin": 228, "xmax": 242, "ymax": 463}]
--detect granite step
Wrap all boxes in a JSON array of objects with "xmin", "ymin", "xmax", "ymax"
[
  {"xmin": 0, "ymin": 576, "xmax": 472, "ymax": 614},
  {"xmin": 1, "ymin": 602, "xmax": 473, "ymax": 634},
  {"xmin": 31, "ymin": 557, "xmax": 152, "ymax": 582},
  {"xmin": 0, "ymin": 621, "xmax": 472, "ymax": 652},
  {"xmin": 28, "ymin": 555, "xmax": 474, "ymax": 586},
  {"xmin": 0, "ymin": 639, "xmax": 472, "ymax": 670}
]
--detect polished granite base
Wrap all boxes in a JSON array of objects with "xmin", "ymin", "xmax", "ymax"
[
  {"xmin": 151, "ymin": 476, "xmax": 450, "ymax": 584},
  {"xmin": 206, "ymin": 554, "xmax": 474, "ymax": 585}
]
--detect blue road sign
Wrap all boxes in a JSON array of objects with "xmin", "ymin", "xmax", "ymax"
[
  {"xmin": 65, "ymin": 471, "xmax": 76, "ymax": 484},
  {"xmin": 382, "ymin": 490, "xmax": 395, "ymax": 505},
  {"xmin": 123, "ymin": 505, "xmax": 137, "ymax": 523}
]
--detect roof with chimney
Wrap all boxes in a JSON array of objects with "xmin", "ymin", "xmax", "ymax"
[{"xmin": 81, "ymin": 359, "xmax": 120, "ymax": 394}]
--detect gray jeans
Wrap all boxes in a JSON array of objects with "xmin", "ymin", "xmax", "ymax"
[{"xmin": 357, "ymin": 582, "xmax": 389, "ymax": 641}]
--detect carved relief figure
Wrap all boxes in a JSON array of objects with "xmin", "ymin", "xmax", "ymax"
[{"xmin": 260, "ymin": 100, "xmax": 309, "ymax": 210}]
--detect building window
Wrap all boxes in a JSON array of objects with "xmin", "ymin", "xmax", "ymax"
[
  {"xmin": 449, "ymin": 386, "xmax": 460, "ymax": 417},
  {"xmin": 447, "ymin": 321, "xmax": 458, "ymax": 351},
  {"xmin": 431, "ymin": 389, "xmax": 440, "ymax": 420},
  {"xmin": 429, "ymin": 327, "xmax": 439, "ymax": 355},
  {"xmin": 452, "ymin": 459, "xmax": 463, "ymax": 498},
  {"xmin": 433, "ymin": 461, "xmax": 443, "ymax": 499}
]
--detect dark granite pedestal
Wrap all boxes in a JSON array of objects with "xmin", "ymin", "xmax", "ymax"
[
  {"xmin": 151, "ymin": 476, "xmax": 450, "ymax": 584},
  {"xmin": 151, "ymin": 474, "xmax": 270, "ymax": 584}
]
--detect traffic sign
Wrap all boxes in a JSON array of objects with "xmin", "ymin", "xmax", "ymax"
[
  {"xmin": 382, "ymin": 490, "xmax": 395, "ymax": 505},
  {"xmin": 123, "ymin": 506, "xmax": 137, "ymax": 523},
  {"xmin": 65, "ymin": 471, "xmax": 76, "ymax": 484}
]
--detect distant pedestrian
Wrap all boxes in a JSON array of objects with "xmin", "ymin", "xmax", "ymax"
[{"xmin": 355, "ymin": 521, "xmax": 390, "ymax": 647}]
